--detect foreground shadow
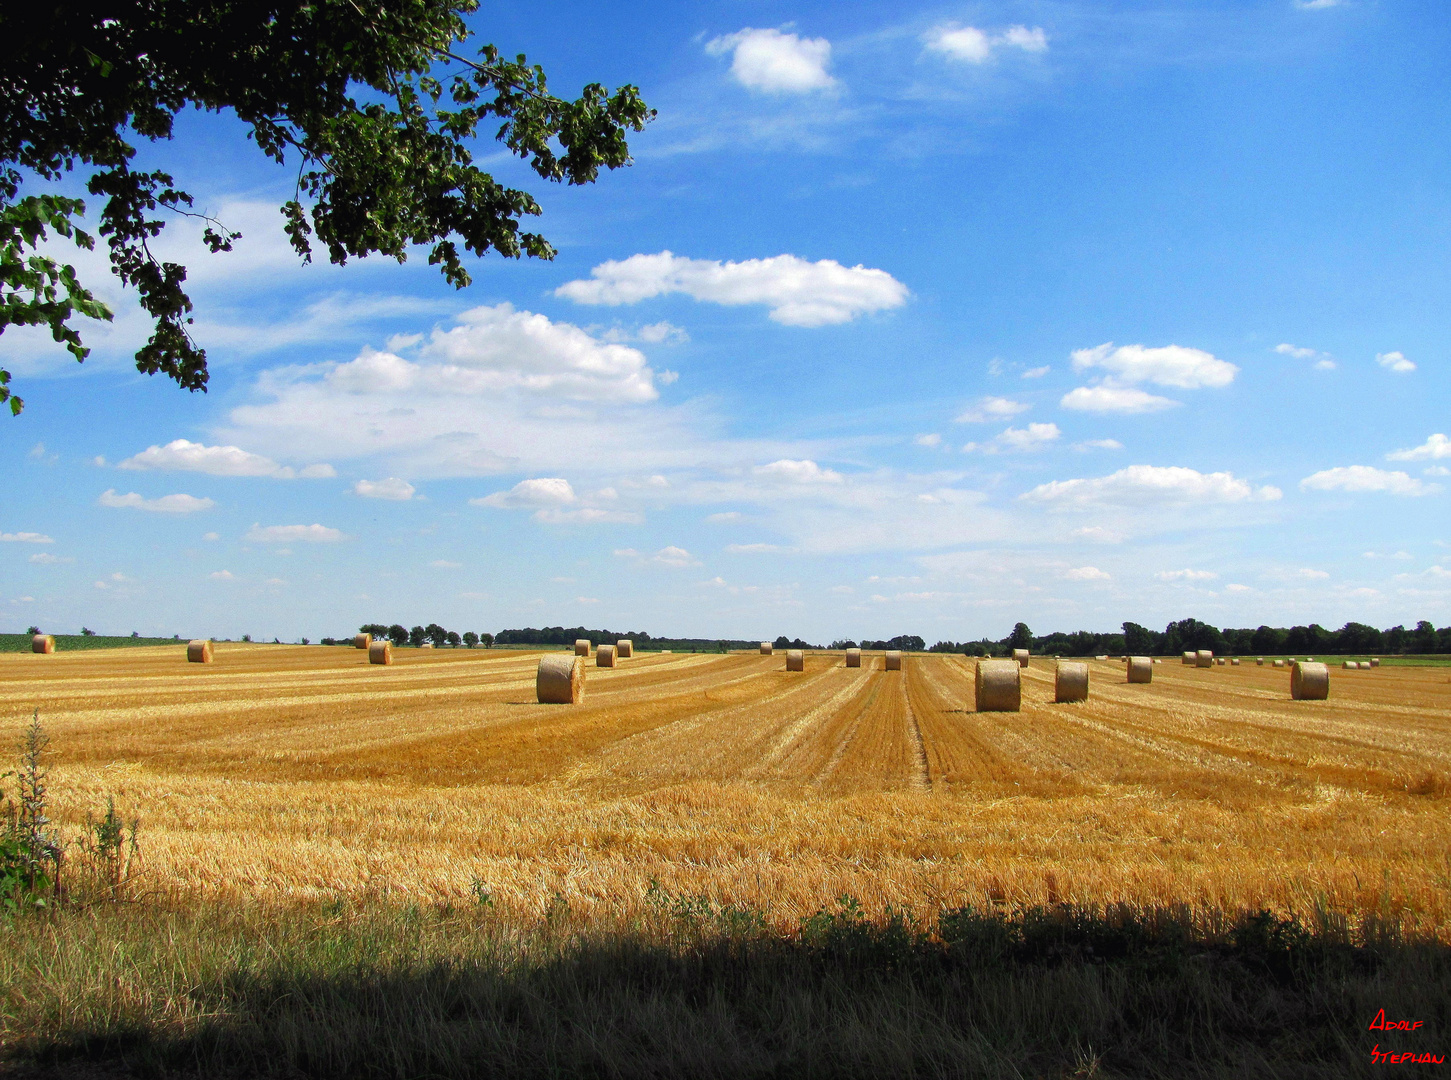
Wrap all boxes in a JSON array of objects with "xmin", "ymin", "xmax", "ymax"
[{"xmin": 4, "ymin": 901, "xmax": 1446, "ymax": 1079}]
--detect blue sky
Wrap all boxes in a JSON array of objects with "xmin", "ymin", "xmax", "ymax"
[{"xmin": 4, "ymin": 0, "xmax": 1449, "ymax": 643}]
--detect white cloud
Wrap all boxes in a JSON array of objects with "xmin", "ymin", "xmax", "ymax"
[
  {"xmin": 98, "ymin": 489, "xmax": 215, "ymax": 514},
  {"xmin": 1000, "ymin": 25, "xmax": 1050, "ymax": 51},
  {"xmin": 727, "ymin": 543, "xmax": 786, "ymax": 554},
  {"xmin": 555, "ymin": 252, "xmax": 908, "ymax": 327},
  {"xmin": 1224, "ymin": 583, "xmax": 1252, "ymax": 592},
  {"xmin": 1070, "ymin": 343, "xmax": 1238, "ymax": 389},
  {"xmin": 1072, "ymin": 439, "xmax": 1124, "ymax": 452},
  {"xmin": 1275, "ymin": 343, "xmax": 1316, "ymax": 359},
  {"xmin": 653, "ymin": 546, "xmax": 700, "ymax": 567},
  {"xmin": 534, "ymin": 508, "xmax": 642, "ymax": 525},
  {"xmin": 472, "ymin": 477, "xmax": 577, "ymax": 509},
  {"xmin": 1021, "ymin": 366, "xmax": 1050, "ymax": 379},
  {"xmin": 705, "ymin": 28, "xmax": 837, "ymax": 93},
  {"xmin": 119, "ymin": 439, "xmax": 334, "ymax": 479},
  {"xmin": 1062, "ymin": 566, "xmax": 1110, "ymax": 581},
  {"xmin": 955, "ymin": 396, "xmax": 1029, "ymax": 423},
  {"xmin": 1295, "ymin": 0, "xmax": 1343, "ymax": 9},
  {"xmin": 1022, "ymin": 466, "xmax": 1282, "ymax": 509},
  {"xmin": 914, "ymin": 433, "xmax": 942, "ymax": 447},
  {"xmin": 202, "ymin": 532, "xmax": 220, "ymax": 541},
  {"xmin": 1296, "ymin": 568, "xmax": 1330, "ymax": 579},
  {"xmin": 1427, "ymin": 466, "xmax": 1451, "ymax": 477},
  {"xmin": 353, "ymin": 477, "xmax": 416, "ymax": 501},
  {"xmin": 992, "ymin": 423, "xmax": 1060, "ymax": 453},
  {"xmin": 753, "ymin": 459, "xmax": 844, "ymax": 484},
  {"xmin": 472, "ymin": 480, "xmax": 639, "ymax": 524},
  {"xmin": 1, "ymin": 532, "xmax": 53, "ymax": 543},
  {"xmin": 1073, "ymin": 526, "xmax": 1125, "ymax": 543},
  {"xmin": 1386, "ymin": 434, "xmax": 1451, "ymax": 462},
  {"xmin": 613, "ymin": 548, "xmax": 641, "ymax": 558},
  {"xmin": 1060, "ymin": 386, "xmax": 1179, "ymax": 413},
  {"xmin": 29, "ymin": 552, "xmax": 72, "ymax": 564},
  {"xmin": 924, "ymin": 24, "xmax": 1048, "ymax": 63},
  {"xmin": 1062, "ymin": 343, "xmax": 1235, "ymax": 413},
  {"xmin": 244, "ymin": 523, "xmax": 344, "ymax": 543},
  {"xmin": 1376, "ymin": 351, "xmax": 1415, "ymax": 374},
  {"xmin": 208, "ymin": 570, "xmax": 234, "ymax": 580},
  {"xmin": 315, "ymin": 304, "xmax": 661, "ymax": 404},
  {"xmin": 1300, "ymin": 466, "xmax": 1437, "ymax": 496},
  {"xmin": 637, "ymin": 321, "xmax": 689, "ymax": 345},
  {"xmin": 429, "ymin": 560, "xmax": 461, "ymax": 569},
  {"xmin": 1276, "ymin": 342, "xmax": 1336, "ymax": 370},
  {"xmin": 1155, "ymin": 569, "xmax": 1218, "ymax": 582},
  {"xmin": 706, "ymin": 512, "xmax": 741, "ymax": 523}
]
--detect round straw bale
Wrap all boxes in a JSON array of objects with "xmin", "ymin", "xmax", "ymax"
[
  {"xmin": 785, "ymin": 649, "xmax": 804, "ymax": 671},
  {"xmin": 884, "ymin": 650, "xmax": 902, "ymax": 671},
  {"xmin": 1215, "ymin": 657, "xmax": 1226, "ymax": 666},
  {"xmin": 1291, "ymin": 660, "xmax": 1330, "ymax": 700},
  {"xmin": 1341, "ymin": 660, "xmax": 1355, "ymax": 669},
  {"xmin": 976, "ymin": 660, "xmax": 1021, "ymax": 712},
  {"xmin": 1369, "ymin": 657, "xmax": 1380, "ymax": 667},
  {"xmin": 1153, "ymin": 658, "xmax": 1162, "ymax": 664},
  {"xmin": 1095, "ymin": 654, "xmax": 1109, "ymax": 661},
  {"xmin": 368, "ymin": 641, "xmax": 392, "ymax": 665},
  {"xmin": 1196, "ymin": 650, "xmax": 1214, "ymax": 668},
  {"xmin": 616, "ymin": 639, "xmax": 633, "ymax": 659},
  {"xmin": 354, "ymin": 633, "xmax": 371, "ymax": 649},
  {"xmin": 760, "ymin": 642, "xmax": 773, "ymax": 655},
  {"xmin": 1127, "ymin": 656, "xmax": 1153, "ymax": 683},
  {"xmin": 537, "ymin": 654, "xmax": 583, "ymax": 704},
  {"xmin": 1012, "ymin": 648, "xmax": 1030, "ymax": 667},
  {"xmin": 574, "ymin": 639, "xmax": 591, "ymax": 657},
  {"xmin": 187, "ymin": 639, "xmax": 213, "ymax": 663},
  {"xmin": 845, "ymin": 647, "xmax": 862, "ymax": 668},
  {"xmin": 596, "ymin": 644, "xmax": 616, "ymax": 668},
  {"xmin": 1273, "ymin": 658, "xmax": 1285, "ymax": 668},
  {"xmin": 31, "ymin": 634, "xmax": 55, "ymax": 654},
  {"xmin": 1231, "ymin": 658, "xmax": 1240, "ymax": 666},
  {"xmin": 1055, "ymin": 661, "xmax": 1089, "ymax": 703},
  {"xmin": 1256, "ymin": 658, "xmax": 1264, "ymax": 665},
  {"xmin": 420, "ymin": 642, "xmax": 433, "ymax": 649},
  {"xmin": 1182, "ymin": 651, "xmax": 1195, "ymax": 665}
]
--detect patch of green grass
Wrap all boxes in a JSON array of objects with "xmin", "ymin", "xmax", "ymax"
[
  {"xmin": 0, "ymin": 634, "xmax": 183, "ymax": 653},
  {"xmin": 1, "ymin": 896, "xmax": 1443, "ymax": 1078}
]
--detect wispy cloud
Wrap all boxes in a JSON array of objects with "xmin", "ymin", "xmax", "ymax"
[
  {"xmin": 557, "ymin": 252, "xmax": 908, "ymax": 327},
  {"xmin": 1300, "ymin": 466, "xmax": 1438, "ymax": 496},
  {"xmin": 120, "ymin": 439, "xmax": 334, "ymax": 479},
  {"xmin": 98, "ymin": 490, "xmax": 215, "ymax": 514},
  {"xmin": 244, "ymin": 523, "xmax": 345, "ymax": 543}
]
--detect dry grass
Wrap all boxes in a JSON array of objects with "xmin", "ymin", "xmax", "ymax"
[{"xmin": 2, "ymin": 646, "xmax": 1449, "ymax": 932}]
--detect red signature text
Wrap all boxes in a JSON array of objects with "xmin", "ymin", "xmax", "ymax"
[
  {"xmin": 1370, "ymin": 1010, "xmax": 1425, "ymax": 1032},
  {"xmin": 1371, "ymin": 1045, "xmax": 1444, "ymax": 1065}
]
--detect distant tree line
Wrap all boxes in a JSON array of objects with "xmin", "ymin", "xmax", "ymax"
[
  {"xmin": 830, "ymin": 635, "xmax": 926, "ymax": 652},
  {"xmin": 928, "ymin": 618, "xmax": 1451, "ymax": 658},
  {"xmin": 308, "ymin": 616, "xmax": 1449, "ymax": 656},
  {"xmin": 496, "ymin": 627, "xmax": 764, "ymax": 652},
  {"xmin": 319, "ymin": 625, "xmax": 494, "ymax": 649}
]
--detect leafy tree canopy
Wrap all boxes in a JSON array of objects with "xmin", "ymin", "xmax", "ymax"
[{"xmin": 0, "ymin": 0, "xmax": 652, "ymax": 414}]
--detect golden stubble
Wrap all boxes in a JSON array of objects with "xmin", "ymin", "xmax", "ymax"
[{"xmin": 3, "ymin": 645, "xmax": 1448, "ymax": 931}]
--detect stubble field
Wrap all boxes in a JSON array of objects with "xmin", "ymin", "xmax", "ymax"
[{"xmin": 4, "ymin": 643, "xmax": 1448, "ymax": 932}]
